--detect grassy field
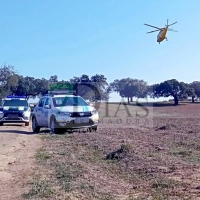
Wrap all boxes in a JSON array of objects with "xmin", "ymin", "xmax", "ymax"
[{"xmin": 22, "ymin": 102, "xmax": 200, "ymax": 200}]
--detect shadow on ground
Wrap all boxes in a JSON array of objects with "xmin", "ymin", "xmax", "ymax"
[
  {"xmin": 95, "ymin": 102, "xmax": 187, "ymax": 108},
  {"xmin": 0, "ymin": 124, "xmax": 37, "ymax": 135},
  {"xmin": 0, "ymin": 124, "xmax": 82, "ymax": 135}
]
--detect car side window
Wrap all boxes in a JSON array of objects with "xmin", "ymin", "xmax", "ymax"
[
  {"xmin": 38, "ymin": 97, "xmax": 46, "ymax": 107},
  {"xmin": 44, "ymin": 98, "xmax": 51, "ymax": 106}
]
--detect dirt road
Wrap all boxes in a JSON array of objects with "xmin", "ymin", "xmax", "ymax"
[{"xmin": 0, "ymin": 123, "xmax": 42, "ymax": 200}]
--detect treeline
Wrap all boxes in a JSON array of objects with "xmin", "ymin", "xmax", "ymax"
[{"xmin": 0, "ymin": 64, "xmax": 200, "ymax": 106}]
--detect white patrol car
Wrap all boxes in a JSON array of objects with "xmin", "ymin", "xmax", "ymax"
[
  {"xmin": 31, "ymin": 92, "xmax": 99, "ymax": 133},
  {"xmin": 0, "ymin": 95, "xmax": 31, "ymax": 126}
]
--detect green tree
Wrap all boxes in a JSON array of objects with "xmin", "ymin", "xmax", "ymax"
[
  {"xmin": 11, "ymin": 76, "xmax": 49, "ymax": 99},
  {"xmin": 49, "ymin": 75, "xmax": 58, "ymax": 83},
  {"xmin": 109, "ymin": 78, "xmax": 148, "ymax": 104},
  {"xmin": 151, "ymin": 79, "xmax": 194, "ymax": 105},
  {"xmin": 70, "ymin": 74, "xmax": 109, "ymax": 102},
  {"xmin": 34, "ymin": 78, "xmax": 49, "ymax": 97},
  {"xmin": 12, "ymin": 76, "xmax": 36, "ymax": 98},
  {"xmin": 0, "ymin": 65, "xmax": 19, "ymax": 100},
  {"xmin": 90, "ymin": 74, "xmax": 110, "ymax": 101},
  {"xmin": 189, "ymin": 81, "xmax": 200, "ymax": 102}
]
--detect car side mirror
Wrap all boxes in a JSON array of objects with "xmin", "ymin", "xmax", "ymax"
[{"xmin": 44, "ymin": 105, "xmax": 51, "ymax": 109}]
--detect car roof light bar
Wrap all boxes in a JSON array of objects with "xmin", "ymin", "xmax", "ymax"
[{"xmin": 6, "ymin": 95, "xmax": 26, "ymax": 98}]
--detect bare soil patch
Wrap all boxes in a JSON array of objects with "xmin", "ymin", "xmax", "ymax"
[
  {"xmin": 0, "ymin": 123, "xmax": 42, "ymax": 200},
  {"xmin": 22, "ymin": 102, "xmax": 200, "ymax": 199},
  {"xmin": 2, "ymin": 102, "xmax": 200, "ymax": 199}
]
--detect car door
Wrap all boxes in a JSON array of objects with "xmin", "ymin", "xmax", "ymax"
[
  {"xmin": 43, "ymin": 97, "xmax": 51, "ymax": 127},
  {"xmin": 34, "ymin": 97, "xmax": 46, "ymax": 126}
]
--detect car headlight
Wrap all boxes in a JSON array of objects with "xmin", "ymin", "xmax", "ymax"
[
  {"xmin": 58, "ymin": 112, "xmax": 71, "ymax": 117},
  {"xmin": 91, "ymin": 109, "xmax": 98, "ymax": 115},
  {"xmin": 18, "ymin": 107, "xmax": 24, "ymax": 111},
  {"xmin": 0, "ymin": 111, "xmax": 4, "ymax": 119}
]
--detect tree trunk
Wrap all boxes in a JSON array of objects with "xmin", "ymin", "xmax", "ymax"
[
  {"xmin": 174, "ymin": 96, "xmax": 178, "ymax": 105},
  {"xmin": 192, "ymin": 96, "xmax": 195, "ymax": 103},
  {"xmin": 127, "ymin": 97, "xmax": 130, "ymax": 104},
  {"xmin": 130, "ymin": 97, "xmax": 133, "ymax": 102}
]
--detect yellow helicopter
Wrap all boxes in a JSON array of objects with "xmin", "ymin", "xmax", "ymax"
[{"xmin": 144, "ymin": 19, "xmax": 177, "ymax": 44}]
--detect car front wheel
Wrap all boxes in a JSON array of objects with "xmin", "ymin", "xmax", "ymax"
[
  {"xmin": 88, "ymin": 126, "xmax": 97, "ymax": 132},
  {"xmin": 32, "ymin": 117, "xmax": 40, "ymax": 133},
  {"xmin": 50, "ymin": 117, "xmax": 66, "ymax": 134},
  {"xmin": 50, "ymin": 117, "xmax": 60, "ymax": 134}
]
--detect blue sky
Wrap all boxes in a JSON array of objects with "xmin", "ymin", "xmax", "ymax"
[{"xmin": 0, "ymin": 0, "xmax": 200, "ymax": 101}]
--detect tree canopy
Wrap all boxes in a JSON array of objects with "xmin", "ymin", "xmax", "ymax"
[
  {"xmin": 190, "ymin": 81, "xmax": 200, "ymax": 102},
  {"xmin": 1, "ymin": 64, "xmax": 200, "ymax": 105},
  {"xmin": 0, "ymin": 65, "xmax": 19, "ymax": 100},
  {"xmin": 70, "ymin": 74, "xmax": 110, "ymax": 102},
  {"xmin": 151, "ymin": 79, "xmax": 195, "ymax": 105},
  {"xmin": 109, "ymin": 78, "xmax": 148, "ymax": 104}
]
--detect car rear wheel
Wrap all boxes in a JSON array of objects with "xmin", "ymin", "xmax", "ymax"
[
  {"xmin": 32, "ymin": 117, "xmax": 40, "ymax": 133},
  {"xmin": 0, "ymin": 122, "xmax": 3, "ymax": 126}
]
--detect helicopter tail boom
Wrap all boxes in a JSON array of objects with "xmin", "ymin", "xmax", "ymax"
[{"xmin": 168, "ymin": 28, "xmax": 178, "ymax": 32}]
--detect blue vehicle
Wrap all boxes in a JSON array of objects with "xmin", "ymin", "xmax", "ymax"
[{"xmin": 0, "ymin": 95, "xmax": 31, "ymax": 126}]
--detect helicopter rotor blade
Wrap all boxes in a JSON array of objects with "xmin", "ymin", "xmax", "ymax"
[
  {"xmin": 168, "ymin": 22, "xmax": 177, "ymax": 26},
  {"xmin": 147, "ymin": 30, "xmax": 160, "ymax": 34},
  {"xmin": 144, "ymin": 23, "xmax": 162, "ymax": 30}
]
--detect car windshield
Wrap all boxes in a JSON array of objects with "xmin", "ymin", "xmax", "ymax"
[
  {"xmin": 3, "ymin": 99, "xmax": 28, "ymax": 107},
  {"xmin": 52, "ymin": 97, "xmax": 88, "ymax": 107}
]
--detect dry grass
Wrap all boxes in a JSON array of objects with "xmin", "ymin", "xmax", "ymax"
[{"xmin": 23, "ymin": 102, "xmax": 200, "ymax": 199}]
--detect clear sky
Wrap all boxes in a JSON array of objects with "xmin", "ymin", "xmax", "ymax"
[{"xmin": 0, "ymin": 0, "xmax": 200, "ymax": 101}]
